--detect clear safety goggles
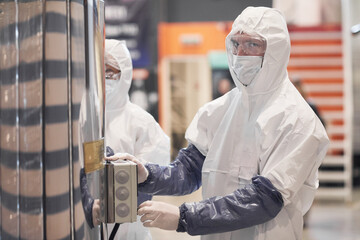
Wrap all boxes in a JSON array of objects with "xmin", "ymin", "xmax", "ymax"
[
  {"xmin": 227, "ymin": 32, "xmax": 266, "ymax": 56},
  {"xmin": 105, "ymin": 69, "xmax": 121, "ymax": 80}
]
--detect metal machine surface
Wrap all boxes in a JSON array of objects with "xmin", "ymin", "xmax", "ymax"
[
  {"xmin": 0, "ymin": 0, "xmax": 106, "ymax": 238},
  {"xmin": 0, "ymin": 0, "xmax": 139, "ymax": 238}
]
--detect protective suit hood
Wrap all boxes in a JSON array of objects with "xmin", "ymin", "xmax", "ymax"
[
  {"xmin": 227, "ymin": 7, "xmax": 290, "ymax": 95},
  {"xmin": 105, "ymin": 39, "xmax": 132, "ymax": 110}
]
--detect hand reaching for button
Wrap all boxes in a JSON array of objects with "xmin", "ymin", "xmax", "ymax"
[{"xmin": 105, "ymin": 153, "xmax": 149, "ymax": 183}]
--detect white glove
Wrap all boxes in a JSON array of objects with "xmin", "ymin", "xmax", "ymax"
[
  {"xmin": 138, "ymin": 201, "xmax": 180, "ymax": 231},
  {"xmin": 105, "ymin": 153, "xmax": 149, "ymax": 183}
]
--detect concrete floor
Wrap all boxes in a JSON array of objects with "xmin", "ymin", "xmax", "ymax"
[
  {"xmin": 149, "ymin": 188, "xmax": 360, "ymax": 240},
  {"xmin": 303, "ymin": 190, "xmax": 360, "ymax": 240}
]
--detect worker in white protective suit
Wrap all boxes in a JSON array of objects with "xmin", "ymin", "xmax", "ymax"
[
  {"xmin": 106, "ymin": 7, "xmax": 329, "ymax": 240},
  {"xmin": 90, "ymin": 39, "xmax": 170, "ymax": 239}
]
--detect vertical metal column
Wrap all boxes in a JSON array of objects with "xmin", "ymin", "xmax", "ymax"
[
  {"xmin": 0, "ymin": 0, "xmax": 21, "ymax": 238},
  {"xmin": 43, "ymin": 0, "xmax": 72, "ymax": 237},
  {"xmin": 78, "ymin": 0, "xmax": 105, "ymax": 238},
  {"xmin": 69, "ymin": 0, "xmax": 90, "ymax": 239},
  {"xmin": 0, "ymin": 0, "xmax": 45, "ymax": 238},
  {"xmin": 0, "ymin": 0, "xmax": 104, "ymax": 238}
]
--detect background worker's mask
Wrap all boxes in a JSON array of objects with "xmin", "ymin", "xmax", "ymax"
[{"xmin": 105, "ymin": 71, "xmax": 121, "ymax": 99}]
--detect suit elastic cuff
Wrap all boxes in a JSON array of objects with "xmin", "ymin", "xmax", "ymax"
[{"xmin": 176, "ymin": 203, "xmax": 188, "ymax": 233}]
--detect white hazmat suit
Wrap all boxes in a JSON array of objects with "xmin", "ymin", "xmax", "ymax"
[
  {"xmin": 104, "ymin": 39, "xmax": 170, "ymax": 239},
  {"xmin": 127, "ymin": 6, "xmax": 330, "ymax": 240},
  {"xmin": 184, "ymin": 7, "xmax": 329, "ymax": 239}
]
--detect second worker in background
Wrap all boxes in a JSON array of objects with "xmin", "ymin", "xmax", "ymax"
[{"xmin": 94, "ymin": 39, "xmax": 170, "ymax": 240}]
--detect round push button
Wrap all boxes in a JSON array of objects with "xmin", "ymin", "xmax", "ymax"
[
  {"xmin": 116, "ymin": 203, "xmax": 130, "ymax": 217},
  {"xmin": 116, "ymin": 186, "xmax": 130, "ymax": 201},
  {"xmin": 115, "ymin": 170, "xmax": 129, "ymax": 184}
]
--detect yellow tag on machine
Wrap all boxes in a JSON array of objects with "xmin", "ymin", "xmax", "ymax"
[{"xmin": 83, "ymin": 138, "xmax": 105, "ymax": 173}]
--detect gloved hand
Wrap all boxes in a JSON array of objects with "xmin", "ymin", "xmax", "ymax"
[
  {"xmin": 92, "ymin": 199, "xmax": 101, "ymax": 227},
  {"xmin": 138, "ymin": 201, "xmax": 180, "ymax": 230},
  {"xmin": 105, "ymin": 153, "xmax": 149, "ymax": 183}
]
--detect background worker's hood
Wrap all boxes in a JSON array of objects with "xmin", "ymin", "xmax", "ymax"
[{"xmin": 105, "ymin": 39, "xmax": 133, "ymax": 110}]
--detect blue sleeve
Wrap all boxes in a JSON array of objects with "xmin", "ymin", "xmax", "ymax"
[
  {"xmin": 80, "ymin": 168, "xmax": 94, "ymax": 229},
  {"xmin": 176, "ymin": 175, "xmax": 284, "ymax": 235},
  {"xmin": 138, "ymin": 192, "xmax": 152, "ymax": 206},
  {"xmin": 138, "ymin": 144, "xmax": 205, "ymax": 195}
]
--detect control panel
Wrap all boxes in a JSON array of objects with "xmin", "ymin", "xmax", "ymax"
[{"xmin": 100, "ymin": 160, "xmax": 137, "ymax": 223}]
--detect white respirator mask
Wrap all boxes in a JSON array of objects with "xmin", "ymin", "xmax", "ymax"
[
  {"xmin": 105, "ymin": 79, "xmax": 118, "ymax": 97},
  {"xmin": 105, "ymin": 72, "xmax": 121, "ymax": 99},
  {"xmin": 231, "ymin": 55, "xmax": 263, "ymax": 87}
]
